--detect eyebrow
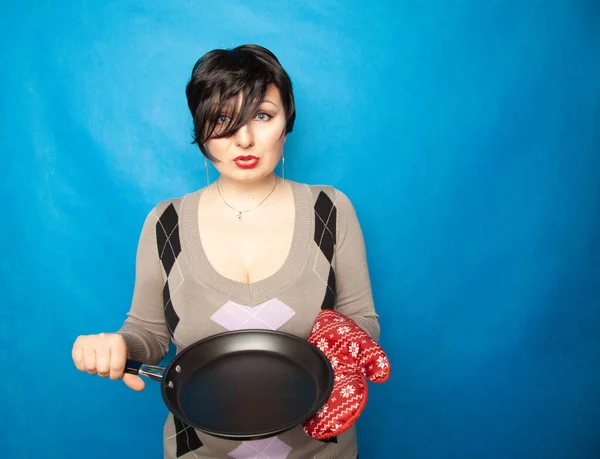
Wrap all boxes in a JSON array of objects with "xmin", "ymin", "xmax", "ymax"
[
  {"xmin": 215, "ymin": 98, "xmax": 278, "ymax": 115},
  {"xmin": 261, "ymin": 99, "xmax": 279, "ymax": 108}
]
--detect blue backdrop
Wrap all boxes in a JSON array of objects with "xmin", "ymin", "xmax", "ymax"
[{"xmin": 2, "ymin": 1, "xmax": 599, "ymax": 458}]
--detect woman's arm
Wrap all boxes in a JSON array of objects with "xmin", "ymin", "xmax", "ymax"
[
  {"xmin": 333, "ymin": 189, "xmax": 381, "ymax": 341},
  {"xmin": 116, "ymin": 208, "xmax": 171, "ymax": 364}
]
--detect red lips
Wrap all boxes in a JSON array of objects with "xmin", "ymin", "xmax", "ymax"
[{"xmin": 234, "ymin": 155, "xmax": 259, "ymax": 169}]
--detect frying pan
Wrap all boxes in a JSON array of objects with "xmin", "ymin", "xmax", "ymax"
[{"xmin": 125, "ymin": 329, "xmax": 334, "ymax": 440}]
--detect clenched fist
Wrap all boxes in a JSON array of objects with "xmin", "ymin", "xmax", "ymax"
[{"xmin": 72, "ymin": 333, "xmax": 145, "ymax": 391}]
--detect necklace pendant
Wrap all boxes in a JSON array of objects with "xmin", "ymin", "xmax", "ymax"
[{"xmin": 237, "ymin": 211, "xmax": 242, "ymax": 220}]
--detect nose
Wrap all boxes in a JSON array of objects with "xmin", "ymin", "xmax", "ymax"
[{"xmin": 234, "ymin": 123, "xmax": 254, "ymax": 148}]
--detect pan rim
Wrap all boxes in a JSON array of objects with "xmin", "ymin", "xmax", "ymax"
[{"xmin": 159, "ymin": 329, "xmax": 334, "ymax": 440}]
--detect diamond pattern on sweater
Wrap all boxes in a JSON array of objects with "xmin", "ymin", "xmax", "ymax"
[
  {"xmin": 314, "ymin": 191, "xmax": 336, "ymax": 262},
  {"xmin": 173, "ymin": 416, "xmax": 203, "ymax": 458},
  {"xmin": 156, "ymin": 203, "xmax": 182, "ymax": 336},
  {"xmin": 156, "ymin": 203, "xmax": 181, "ymax": 276},
  {"xmin": 313, "ymin": 191, "xmax": 337, "ymax": 310},
  {"xmin": 156, "ymin": 204, "xmax": 200, "ymax": 457},
  {"xmin": 228, "ymin": 437, "xmax": 292, "ymax": 459},
  {"xmin": 211, "ymin": 299, "xmax": 295, "ymax": 331}
]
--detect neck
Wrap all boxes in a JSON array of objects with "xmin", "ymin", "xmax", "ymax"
[{"xmin": 215, "ymin": 174, "xmax": 280, "ymax": 209}]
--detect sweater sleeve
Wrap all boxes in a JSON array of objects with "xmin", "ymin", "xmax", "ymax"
[
  {"xmin": 116, "ymin": 207, "xmax": 171, "ymax": 364},
  {"xmin": 333, "ymin": 189, "xmax": 381, "ymax": 342}
]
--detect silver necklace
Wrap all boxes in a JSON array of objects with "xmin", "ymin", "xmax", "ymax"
[{"xmin": 216, "ymin": 177, "xmax": 278, "ymax": 220}]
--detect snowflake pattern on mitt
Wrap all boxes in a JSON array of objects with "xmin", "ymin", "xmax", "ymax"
[{"xmin": 302, "ymin": 309, "xmax": 391, "ymax": 440}]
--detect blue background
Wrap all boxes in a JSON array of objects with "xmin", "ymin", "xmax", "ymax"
[{"xmin": 2, "ymin": 1, "xmax": 600, "ymax": 458}]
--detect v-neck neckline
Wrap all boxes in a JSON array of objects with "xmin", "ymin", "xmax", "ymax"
[{"xmin": 180, "ymin": 180, "xmax": 313, "ymax": 306}]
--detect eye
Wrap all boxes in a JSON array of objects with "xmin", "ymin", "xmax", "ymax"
[
  {"xmin": 254, "ymin": 112, "xmax": 272, "ymax": 122},
  {"xmin": 216, "ymin": 114, "xmax": 231, "ymax": 124}
]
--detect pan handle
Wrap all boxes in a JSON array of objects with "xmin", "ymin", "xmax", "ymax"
[{"xmin": 125, "ymin": 359, "xmax": 165, "ymax": 383}]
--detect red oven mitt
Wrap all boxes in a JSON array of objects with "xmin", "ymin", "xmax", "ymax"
[{"xmin": 302, "ymin": 309, "xmax": 391, "ymax": 440}]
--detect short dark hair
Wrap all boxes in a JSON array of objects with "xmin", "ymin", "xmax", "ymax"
[{"xmin": 185, "ymin": 44, "xmax": 296, "ymax": 160}]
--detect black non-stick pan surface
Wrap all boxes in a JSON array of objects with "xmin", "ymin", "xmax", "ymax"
[{"xmin": 126, "ymin": 329, "xmax": 334, "ymax": 440}]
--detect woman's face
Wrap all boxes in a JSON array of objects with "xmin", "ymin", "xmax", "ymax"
[{"xmin": 205, "ymin": 84, "xmax": 286, "ymax": 183}]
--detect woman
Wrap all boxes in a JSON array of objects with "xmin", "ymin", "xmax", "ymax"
[{"xmin": 72, "ymin": 44, "xmax": 385, "ymax": 458}]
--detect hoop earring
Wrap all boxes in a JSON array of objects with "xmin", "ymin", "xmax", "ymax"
[
  {"xmin": 281, "ymin": 150, "xmax": 285, "ymax": 187},
  {"xmin": 204, "ymin": 157, "xmax": 210, "ymax": 188}
]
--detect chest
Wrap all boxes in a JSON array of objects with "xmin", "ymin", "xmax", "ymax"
[{"xmin": 198, "ymin": 205, "xmax": 295, "ymax": 284}]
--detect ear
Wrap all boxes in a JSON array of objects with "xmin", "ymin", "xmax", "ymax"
[{"xmin": 280, "ymin": 125, "xmax": 287, "ymax": 143}]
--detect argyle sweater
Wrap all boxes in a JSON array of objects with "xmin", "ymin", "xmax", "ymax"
[{"xmin": 117, "ymin": 180, "xmax": 380, "ymax": 459}]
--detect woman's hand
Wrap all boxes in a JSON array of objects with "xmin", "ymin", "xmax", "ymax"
[{"xmin": 71, "ymin": 333, "xmax": 145, "ymax": 391}]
